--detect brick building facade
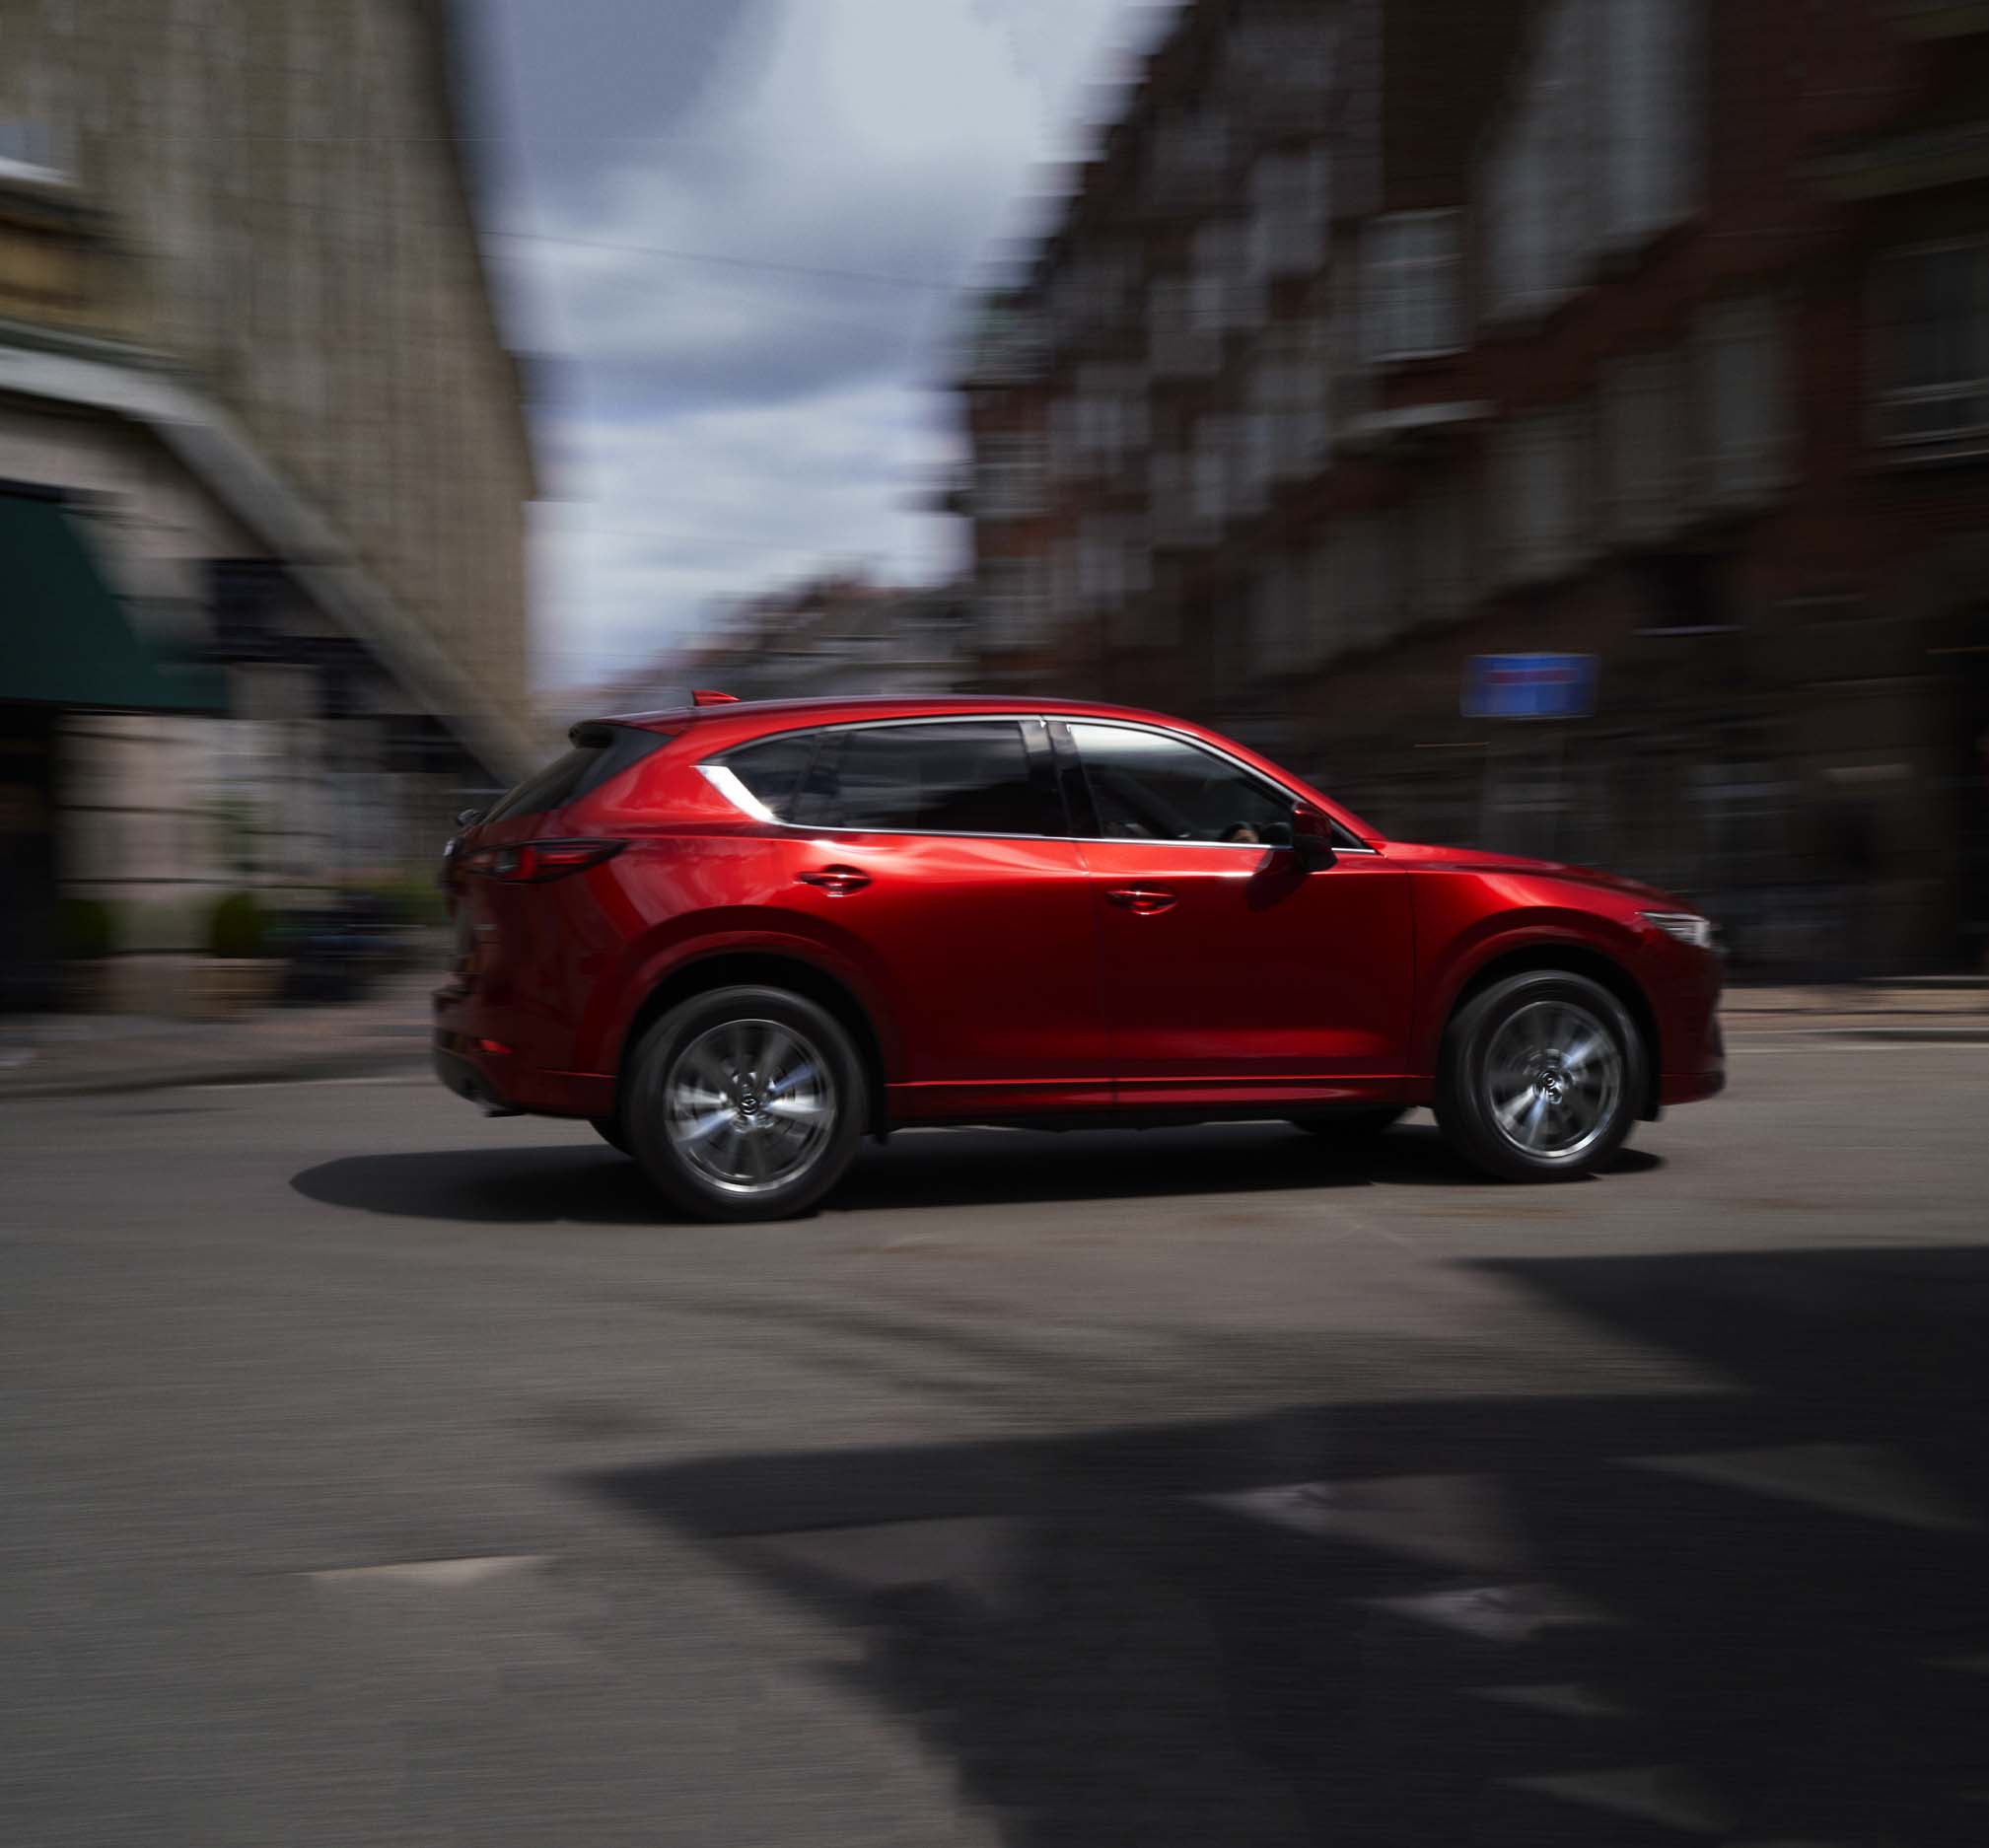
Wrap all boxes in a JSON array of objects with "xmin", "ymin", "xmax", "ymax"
[{"xmin": 959, "ymin": 0, "xmax": 1989, "ymax": 974}]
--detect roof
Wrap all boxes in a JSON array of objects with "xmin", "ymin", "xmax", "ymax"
[{"xmin": 598, "ymin": 692, "xmax": 1198, "ymax": 734}]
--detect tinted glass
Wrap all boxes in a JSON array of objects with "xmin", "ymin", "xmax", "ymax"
[
  {"xmin": 804, "ymin": 722, "xmax": 1052, "ymax": 835},
  {"xmin": 1070, "ymin": 723, "xmax": 1295, "ymax": 844},
  {"xmin": 721, "ymin": 731, "xmax": 821, "ymax": 820},
  {"xmin": 484, "ymin": 726, "xmax": 670, "ymax": 823}
]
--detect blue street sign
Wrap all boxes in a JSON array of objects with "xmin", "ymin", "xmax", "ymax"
[{"xmin": 1462, "ymin": 653, "xmax": 1598, "ymax": 721}]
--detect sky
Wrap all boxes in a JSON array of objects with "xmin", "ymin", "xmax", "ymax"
[{"xmin": 466, "ymin": 0, "xmax": 1167, "ymax": 692}]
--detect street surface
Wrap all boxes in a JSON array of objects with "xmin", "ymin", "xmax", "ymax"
[{"xmin": 5, "ymin": 1032, "xmax": 1989, "ymax": 1845}]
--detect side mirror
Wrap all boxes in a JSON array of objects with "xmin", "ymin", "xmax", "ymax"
[
  {"xmin": 1290, "ymin": 802, "xmax": 1337, "ymax": 871},
  {"xmin": 456, "ymin": 808, "xmax": 485, "ymax": 830}
]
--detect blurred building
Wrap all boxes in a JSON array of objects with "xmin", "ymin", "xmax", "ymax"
[
  {"xmin": 550, "ymin": 574, "xmax": 975, "ymax": 730},
  {"xmin": 1, "ymin": 1, "xmax": 533, "ymax": 1000},
  {"xmin": 958, "ymin": 0, "xmax": 1989, "ymax": 975}
]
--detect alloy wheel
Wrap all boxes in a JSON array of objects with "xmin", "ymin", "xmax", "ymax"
[
  {"xmin": 1481, "ymin": 998, "xmax": 1624, "ymax": 1163},
  {"xmin": 665, "ymin": 1018, "xmax": 837, "ymax": 1195}
]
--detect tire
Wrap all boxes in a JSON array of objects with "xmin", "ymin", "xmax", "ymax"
[
  {"xmin": 590, "ymin": 1116, "xmax": 630, "ymax": 1156},
  {"xmin": 1291, "ymin": 1106, "xmax": 1407, "ymax": 1141},
  {"xmin": 621, "ymin": 985, "xmax": 867, "ymax": 1222},
  {"xmin": 1435, "ymin": 969, "xmax": 1645, "ymax": 1181}
]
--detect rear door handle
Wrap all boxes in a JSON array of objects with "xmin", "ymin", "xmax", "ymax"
[
  {"xmin": 797, "ymin": 865, "xmax": 870, "ymax": 895},
  {"xmin": 1104, "ymin": 886, "xmax": 1176, "ymax": 914}
]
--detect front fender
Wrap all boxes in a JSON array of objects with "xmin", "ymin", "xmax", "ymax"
[{"xmin": 1409, "ymin": 905, "xmax": 1648, "ymax": 1079}]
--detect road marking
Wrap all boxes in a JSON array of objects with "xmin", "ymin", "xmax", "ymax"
[
  {"xmin": 1361, "ymin": 1582, "xmax": 1618, "ymax": 1644},
  {"xmin": 305, "ymin": 1553, "xmax": 550, "ymax": 1590},
  {"xmin": 1468, "ymin": 1681, "xmax": 1632, "ymax": 1720},
  {"xmin": 191, "ymin": 1074, "xmax": 429, "ymax": 1092},
  {"xmin": 1624, "ymin": 1444, "xmax": 1979, "ymax": 1532},
  {"xmin": 1501, "ymin": 1765, "xmax": 1732, "ymax": 1835}
]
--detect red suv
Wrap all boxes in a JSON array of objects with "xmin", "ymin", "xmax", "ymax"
[{"xmin": 436, "ymin": 696, "xmax": 1723, "ymax": 1220}]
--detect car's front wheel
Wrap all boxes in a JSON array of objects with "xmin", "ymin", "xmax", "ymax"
[
  {"xmin": 622, "ymin": 985, "xmax": 867, "ymax": 1222},
  {"xmin": 1435, "ymin": 970, "xmax": 1644, "ymax": 1181}
]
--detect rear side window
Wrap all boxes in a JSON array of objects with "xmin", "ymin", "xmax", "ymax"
[
  {"xmin": 719, "ymin": 730, "xmax": 823, "ymax": 821},
  {"xmin": 484, "ymin": 725, "xmax": 672, "ymax": 824},
  {"xmin": 813, "ymin": 722, "xmax": 1052, "ymax": 834},
  {"xmin": 718, "ymin": 721, "xmax": 1056, "ymax": 835}
]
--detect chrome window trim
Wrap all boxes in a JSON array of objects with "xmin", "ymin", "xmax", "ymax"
[{"xmin": 700, "ymin": 711, "xmax": 1382, "ymax": 851}]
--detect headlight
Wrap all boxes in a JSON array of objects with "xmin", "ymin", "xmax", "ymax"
[{"xmin": 1641, "ymin": 911, "xmax": 1715, "ymax": 950}]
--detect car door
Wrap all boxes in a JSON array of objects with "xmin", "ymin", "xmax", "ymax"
[
  {"xmin": 1060, "ymin": 719, "xmax": 1413, "ymax": 1110},
  {"xmin": 713, "ymin": 717, "xmax": 1111, "ymax": 1120}
]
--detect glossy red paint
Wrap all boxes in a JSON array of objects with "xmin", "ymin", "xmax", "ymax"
[{"xmin": 433, "ymin": 695, "xmax": 1724, "ymax": 1136}]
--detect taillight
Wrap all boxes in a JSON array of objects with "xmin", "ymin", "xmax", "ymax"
[{"xmin": 462, "ymin": 839, "xmax": 625, "ymax": 883}]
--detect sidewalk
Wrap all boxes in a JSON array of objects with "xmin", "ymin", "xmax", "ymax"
[
  {"xmin": 1722, "ymin": 979, "xmax": 1989, "ymax": 1041},
  {"xmin": 0, "ymin": 967, "xmax": 440, "ymax": 1102}
]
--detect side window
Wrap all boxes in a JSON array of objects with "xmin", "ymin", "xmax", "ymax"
[
  {"xmin": 718, "ymin": 730, "xmax": 822, "ymax": 821},
  {"xmin": 1069, "ymin": 723, "xmax": 1296, "ymax": 844},
  {"xmin": 811, "ymin": 721, "xmax": 1054, "ymax": 835}
]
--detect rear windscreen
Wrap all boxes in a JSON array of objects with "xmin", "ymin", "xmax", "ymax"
[{"xmin": 483, "ymin": 726, "xmax": 672, "ymax": 824}]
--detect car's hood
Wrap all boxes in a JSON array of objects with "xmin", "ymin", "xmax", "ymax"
[{"xmin": 1383, "ymin": 840, "xmax": 1689, "ymax": 910}]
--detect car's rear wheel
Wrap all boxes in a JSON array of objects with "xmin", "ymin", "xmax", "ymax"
[
  {"xmin": 623, "ymin": 985, "xmax": 866, "ymax": 1222},
  {"xmin": 1436, "ymin": 970, "xmax": 1643, "ymax": 1181},
  {"xmin": 589, "ymin": 1116, "xmax": 630, "ymax": 1156}
]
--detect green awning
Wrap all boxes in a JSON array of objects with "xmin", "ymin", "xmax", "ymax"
[{"xmin": 1, "ymin": 491, "xmax": 225, "ymax": 712}]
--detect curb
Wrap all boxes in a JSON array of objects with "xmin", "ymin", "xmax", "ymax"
[
  {"xmin": 1, "ymin": 1041, "xmax": 431, "ymax": 1102},
  {"xmin": 1822, "ymin": 1026, "xmax": 1989, "ymax": 1044}
]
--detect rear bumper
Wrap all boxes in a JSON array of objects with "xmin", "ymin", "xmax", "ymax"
[
  {"xmin": 433, "ymin": 1037, "xmax": 522, "ymax": 1115},
  {"xmin": 432, "ymin": 1025, "xmax": 613, "ymax": 1120}
]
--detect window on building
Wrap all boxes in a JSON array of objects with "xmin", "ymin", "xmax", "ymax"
[
  {"xmin": 1149, "ymin": 451, "xmax": 1192, "ymax": 538},
  {"xmin": 1078, "ymin": 518, "xmax": 1125, "ymax": 609},
  {"xmin": 1601, "ymin": 346, "xmax": 1688, "ymax": 539},
  {"xmin": 975, "ymin": 432, "xmax": 1047, "ymax": 521},
  {"xmin": 963, "ymin": 302, "xmax": 1046, "ymax": 384},
  {"xmin": 981, "ymin": 558, "xmax": 1050, "ymax": 651},
  {"xmin": 1599, "ymin": 0, "xmax": 1702, "ymax": 246},
  {"xmin": 1149, "ymin": 276, "xmax": 1215, "ymax": 379},
  {"xmin": 1192, "ymin": 425, "xmax": 1231, "ymax": 531},
  {"xmin": 1362, "ymin": 211, "xmax": 1463, "ymax": 362},
  {"xmin": 1408, "ymin": 480, "xmax": 1473, "ymax": 624},
  {"xmin": 1496, "ymin": 407, "xmax": 1588, "ymax": 583},
  {"xmin": 1697, "ymin": 295, "xmax": 1788, "ymax": 501},
  {"xmin": 1250, "ymin": 147, "xmax": 1330, "ymax": 281},
  {"xmin": 1485, "ymin": 0, "xmax": 1703, "ymax": 321},
  {"xmin": 1871, "ymin": 241, "xmax": 1989, "ymax": 450}
]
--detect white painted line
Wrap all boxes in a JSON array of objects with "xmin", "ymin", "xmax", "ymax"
[
  {"xmin": 305, "ymin": 1553, "xmax": 550, "ymax": 1590},
  {"xmin": 191, "ymin": 1074, "xmax": 429, "ymax": 1093},
  {"xmin": 1468, "ymin": 1681, "xmax": 1632, "ymax": 1721},
  {"xmin": 1361, "ymin": 1582, "xmax": 1618, "ymax": 1644},
  {"xmin": 1625, "ymin": 1444, "xmax": 1979, "ymax": 1533},
  {"xmin": 1501, "ymin": 1765, "xmax": 1732, "ymax": 1835}
]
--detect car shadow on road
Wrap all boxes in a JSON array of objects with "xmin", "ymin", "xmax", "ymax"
[
  {"xmin": 585, "ymin": 1244, "xmax": 1989, "ymax": 1846},
  {"xmin": 288, "ymin": 1122, "xmax": 1662, "ymax": 1226}
]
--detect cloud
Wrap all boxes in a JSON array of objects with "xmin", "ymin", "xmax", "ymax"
[
  {"xmin": 529, "ymin": 382, "xmax": 958, "ymax": 689},
  {"xmin": 474, "ymin": 0, "xmax": 1138, "ymax": 685}
]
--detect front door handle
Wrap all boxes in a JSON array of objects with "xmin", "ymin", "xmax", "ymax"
[
  {"xmin": 797, "ymin": 865, "xmax": 870, "ymax": 895},
  {"xmin": 1104, "ymin": 886, "xmax": 1177, "ymax": 915}
]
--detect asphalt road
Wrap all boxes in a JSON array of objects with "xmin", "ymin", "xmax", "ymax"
[{"xmin": 5, "ymin": 1034, "xmax": 1989, "ymax": 1846}]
